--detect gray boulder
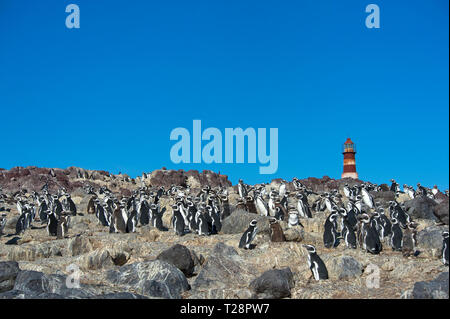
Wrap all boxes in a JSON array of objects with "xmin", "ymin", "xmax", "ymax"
[
  {"xmin": 412, "ymin": 272, "xmax": 449, "ymax": 299},
  {"xmin": 0, "ymin": 261, "xmax": 20, "ymax": 292},
  {"xmin": 221, "ymin": 209, "xmax": 270, "ymax": 234},
  {"xmin": 404, "ymin": 197, "xmax": 438, "ymax": 221},
  {"xmin": 327, "ymin": 256, "xmax": 362, "ymax": 280},
  {"xmin": 192, "ymin": 242, "xmax": 256, "ymax": 291},
  {"xmin": 106, "ymin": 260, "xmax": 189, "ymax": 299},
  {"xmin": 434, "ymin": 200, "xmax": 449, "ymax": 225},
  {"xmin": 156, "ymin": 244, "xmax": 195, "ymax": 277},
  {"xmin": 249, "ymin": 268, "xmax": 294, "ymax": 299},
  {"xmin": 13, "ymin": 270, "xmax": 97, "ymax": 298},
  {"xmin": 417, "ymin": 225, "xmax": 447, "ymax": 259}
]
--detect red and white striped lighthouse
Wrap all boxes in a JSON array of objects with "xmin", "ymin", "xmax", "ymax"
[{"xmin": 341, "ymin": 138, "xmax": 358, "ymax": 179}]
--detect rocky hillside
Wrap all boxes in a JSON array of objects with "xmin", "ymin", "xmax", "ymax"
[{"xmin": 0, "ymin": 166, "xmax": 448, "ymax": 299}]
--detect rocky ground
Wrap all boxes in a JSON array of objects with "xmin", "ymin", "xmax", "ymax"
[{"xmin": 0, "ymin": 166, "xmax": 448, "ymax": 299}]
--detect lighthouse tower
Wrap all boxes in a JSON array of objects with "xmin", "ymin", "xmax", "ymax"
[{"xmin": 341, "ymin": 138, "xmax": 358, "ymax": 179}]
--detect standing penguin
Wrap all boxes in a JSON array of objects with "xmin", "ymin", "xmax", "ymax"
[
  {"xmin": 64, "ymin": 194, "xmax": 77, "ymax": 216},
  {"xmin": 442, "ymin": 231, "xmax": 449, "ymax": 266},
  {"xmin": 0, "ymin": 214, "xmax": 6, "ymax": 236},
  {"xmin": 362, "ymin": 214, "xmax": 383, "ymax": 254},
  {"xmin": 323, "ymin": 211, "xmax": 339, "ymax": 248},
  {"xmin": 239, "ymin": 219, "xmax": 258, "ymax": 249},
  {"xmin": 269, "ymin": 217, "xmax": 285, "ymax": 242},
  {"xmin": 303, "ymin": 244, "xmax": 328, "ymax": 281},
  {"xmin": 245, "ymin": 195, "xmax": 258, "ymax": 214},
  {"xmin": 402, "ymin": 221, "xmax": 418, "ymax": 257},
  {"xmin": 47, "ymin": 211, "xmax": 58, "ymax": 236},
  {"xmin": 196, "ymin": 210, "xmax": 210, "ymax": 236},
  {"xmin": 114, "ymin": 205, "xmax": 128, "ymax": 233},
  {"xmin": 57, "ymin": 214, "xmax": 70, "ymax": 239},
  {"xmin": 340, "ymin": 210, "xmax": 357, "ymax": 249},
  {"xmin": 390, "ymin": 217, "xmax": 403, "ymax": 251},
  {"xmin": 126, "ymin": 210, "xmax": 138, "ymax": 233},
  {"xmin": 172, "ymin": 205, "xmax": 185, "ymax": 236}
]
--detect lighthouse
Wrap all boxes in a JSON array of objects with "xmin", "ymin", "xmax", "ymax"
[{"xmin": 341, "ymin": 138, "xmax": 358, "ymax": 179}]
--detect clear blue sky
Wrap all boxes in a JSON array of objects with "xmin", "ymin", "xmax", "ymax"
[{"xmin": 0, "ymin": 0, "xmax": 448, "ymax": 189}]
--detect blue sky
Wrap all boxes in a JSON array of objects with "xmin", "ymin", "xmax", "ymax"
[{"xmin": 0, "ymin": 0, "xmax": 448, "ymax": 189}]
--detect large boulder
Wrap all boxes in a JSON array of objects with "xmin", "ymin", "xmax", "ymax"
[
  {"xmin": 221, "ymin": 209, "xmax": 270, "ymax": 234},
  {"xmin": 0, "ymin": 261, "xmax": 20, "ymax": 292},
  {"xmin": 434, "ymin": 200, "xmax": 449, "ymax": 225},
  {"xmin": 68, "ymin": 235, "xmax": 94, "ymax": 256},
  {"xmin": 156, "ymin": 244, "xmax": 195, "ymax": 277},
  {"xmin": 412, "ymin": 272, "xmax": 449, "ymax": 299},
  {"xmin": 77, "ymin": 249, "xmax": 114, "ymax": 271},
  {"xmin": 249, "ymin": 268, "xmax": 294, "ymax": 299},
  {"xmin": 404, "ymin": 197, "xmax": 438, "ymax": 221},
  {"xmin": 12, "ymin": 270, "xmax": 97, "ymax": 298},
  {"xmin": 192, "ymin": 242, "xmax": 256, "ymax": 292},
  {"xmin": 416, "ymin": 225, "xmax": 447, "ymax": 259},
  {"xmin": 327, "ymin": 256, "xmax": 362, "ymax": 280},
  {"xmin": 106, "ymin": 260, "xmax": 189, "ymax": 299}
]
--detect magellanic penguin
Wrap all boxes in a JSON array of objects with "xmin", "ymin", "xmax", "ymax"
[
  {"xmin": 339, "ymin": 209, "xmax": 357, "ymax": 249},
  {"xmin": 402, "ymin": 221, "xmax": 418, "ymax": 257},
  {"xmin": 87, "ymin": 195, "xmax": 97, "ymax": 214},
  {"xmin": 239, "ymin": 219, "xmax": 258, "ymax": 249},
  {"xmin": 269, "ymin": 217, "xmax": 285, "ymax": 242},
  {"xmin": 172, "ymin": 205, "xmax": 185, "ymax": 236},
  {"xmin": 245, "ymin": 195, "xmax": 258, "ymax": 214},
  {"xmin": 47, "ymin": 211, "xmax": 58, "ymax": 236},
  {"xmin": 57, "ymin": 214, "xmax": 70, "ymax": 239},
  {"xmin": 196, "ymin": 210, "xmax": 210, "ymax": 236},
  {"xmin": 303, "ymin": 244, "xmax": 328, "ymax": 281},
  {"xmin": 361, "ymin": 213, "xmax": 382, "ymax": 254},
  {"xmin": 126, "ymin": 210, "xmax": 137, "ymax": 233},
  {"xmin": 442, "ymin": 231, "xmax": 449, "ymax": 266},
  {"xmin": 390, "ymin": 217, "xmax": 403, "ymax": 251},
  {"xmin": 323, "ymin": 211, "xmax": 339, "ymax": 248},
  {"xmin": 114, "ymin": 205, "xmax": 128, "ymax": 233}
]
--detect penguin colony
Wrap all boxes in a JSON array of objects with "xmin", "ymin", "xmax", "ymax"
[{"xmin": 1, "ymin": 177, "xmax": 448, "ymax": 282}]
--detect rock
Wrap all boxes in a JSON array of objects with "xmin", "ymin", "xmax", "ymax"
[
  {"xmin": 370, "ymin": 190, "xmax": 396, "ymax": 205},
  {"xmin": 221, "ymin": 209, "xmax": 270, "ymax": 234},
  {"xmin": 12, "ymin": 270, "xmax": 96, "ymax": 298},
  {"xmin": 249, "ymin": 268, "xmax": 294, "ymax": 299},
  {"xmin": 68, "ymin": 235, "xmax": 93, "ymax": 256},
  {"xmin": 327, "ymin": 256, "xmax": 362, "ymax": 280},
  {"xmin": 192, "ymin": 242, "xmax": 256, "ymax": 291},
  {"xmin": 404, "ymin": 197, "xmax": 438, "ymax": 221},
  {"xmin": 5, "ymin": 215, "xmax": 19, "ymax": 231},
  {"xmin": 417, "ymin": 225, "xmax": 447, "ymax": 259},
  {"xmin": 0, "ymin": 261, "xmax": 20, "ymax": 292},
  {"xmin": 412, "ymin": 272, "xmax": 449, "ymax": 299},
  {"xmin": 283, "ymin": 226, "xmax": 304, "ymax": 242},
  {"xmin": 156, "ymin": 244, "xmax": 195, "ymax": 277},
  {"xmin": 7, "ymin": 242, "xmax": 64, "ymax": 261},
  {"xmin": 106, "ymin": 260, "xmax": 189, "ymax": 299},
  {"xmin": 78, "ymin": 249, "xmax": 114, "ymax": 270},
  {"xmin": 301, "ymin": 217, "xmax": 323, "ymax": 234},
  {"xmin": 434, "ymin": 200, "xmax": 449, "ymax": 225}
]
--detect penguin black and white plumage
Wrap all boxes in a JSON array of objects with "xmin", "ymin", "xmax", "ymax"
[
  {"xmin": 15, "ymin": 213, "xmax": 27, "ymax": 235},
  {"xmin": 208, "ymin": 206, "xmax": 222, "ymax": 234},
  {"xmin": 402, "ymin": 221, "xmax": 418, "ymax": 257},
  {"xmin": 196, "ymin": 211, "xmax": 210, "ymax": 236},
  {"xmin": 47, "ymin": 212, "xmax": 58, "ymax": 236},
  {"xmin": 239, "ymin": 219, "xmax": 258, "ymax": 249},
  {"xmin": 296, "ymin": 193, "xmax": 312, "ymax": 218},
  {"xmin": 64, "ymin": 194, "xmax": 77, "ymax": 216},
  {"xmin": 255, "ymin": 194, "xmax": 269, "ymax": 216},
  {"xmin": 114, "ymin": 205, "xmax": 128, "ymax": 233},
  {"xmin": 339, "ymin": 210, "xmax": 357, "ymax": 249},
  {"xmin": 364, "ymin": 215, "xmax": 383, "ymax": 254},
  {"xmin": 126, "ymin": 210, "xmax": 137, "ymax": 233},
  {"xmin": 442, "ymin": 231, "xmax": 449, "ymax": 266},
  {"xmin": 303, "ymin": 244, "xmax": 328, "ymax": 281},
  {"xmin": 152, "ymin": 206, "xmax": 166, "ymax": 231},
  {"xmin": 138, "ymin": 200, "xmax": 150, "ymax": 226},
  {"xmin": 57, "ymin": 215, "xmax": 69, "ymax": 239},
  {"xmin": 269, "ymin": 217, "xmax": 285, "ymax": 242},
  {"xmin": 390, "ymin": 217, "xmax": 403, "ymax": 251},
  {"xmin": 238, "ymin": 179, "xmax": 247, "ymax": 199},
  {"xmin": 172, "ymin": 205, "xmax": 185, "ymax": 236},
  {"xmin": 323, "ymin": 211, "xmax": 339, "ymax": 248}
]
